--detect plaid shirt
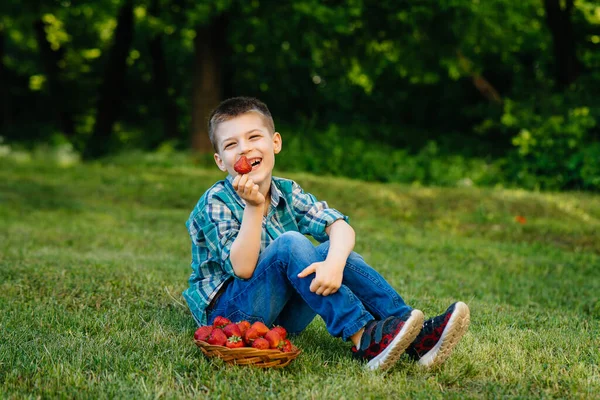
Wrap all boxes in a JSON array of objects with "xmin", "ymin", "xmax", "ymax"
[{"xmin": 184, "ymin": 175, "xmax": 348, "ymax": 325}]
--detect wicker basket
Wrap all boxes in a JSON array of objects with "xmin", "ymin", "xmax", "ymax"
[{"xmin": 194, "ymin": 340, "xmax": 301, "ymax": 368}]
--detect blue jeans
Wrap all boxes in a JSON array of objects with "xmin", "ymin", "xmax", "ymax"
[{"xmin": 207, "ymin": 231, "xmax": 412, "ymax": 341}]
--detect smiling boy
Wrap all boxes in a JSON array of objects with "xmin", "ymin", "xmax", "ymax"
[{"xmin": 184, "ymin": 97, "xmax": 470, "ymax": 370}]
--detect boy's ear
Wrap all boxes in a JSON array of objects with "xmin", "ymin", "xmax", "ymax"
[
  {"xmin": 273, "ymin": 132, "xmax": 282, "ymax": 154},
  {"xmin": 213, "ymin": 153, "xmax": 227, "ymax": 172}
]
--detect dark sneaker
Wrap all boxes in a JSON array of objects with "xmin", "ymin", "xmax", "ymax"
[
  {"xmin": 352, "ymin": 309, "xmax": 424, "ymax": 371},
  {"xmin": 406, "ymin": 301, "xmax": 470, "ymax": 368}
]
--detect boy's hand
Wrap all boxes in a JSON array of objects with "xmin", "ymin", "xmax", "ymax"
[
  {"xmin": 297, "ymin": 261, "xmax": 344, "ymax": 296},
  {"xmin": 232, "ymin": 174, "xmax": 265, "ymax": 206}
]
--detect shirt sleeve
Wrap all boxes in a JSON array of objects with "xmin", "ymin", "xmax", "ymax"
[
  {"xmin": 199, "ymin": 198, "xmax": 240, "ymax": 277},
  {"xmin": 291, "ymin": 181, "xmax": 349, "ymax": 242}
]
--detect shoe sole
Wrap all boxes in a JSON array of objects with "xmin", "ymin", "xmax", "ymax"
[
  {"xmin": 418, "ymin": 301, "xmax": 470, "ymax": 368},
  {"xmin": 366, "ymin": 309, "xmax": 424, "ymax": 371}
]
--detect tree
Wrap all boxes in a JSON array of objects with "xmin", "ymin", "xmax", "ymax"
[
  {"xmin": 543, "ymin": 0, "xmax": 581, "ymax": 87},
  {"xmin": 190, "ymin": 14, "xmax": 228, "ymax": 153},
  {"xmin": 84, "ymin": 0, "xmax": 134, "ymax": 159},
  {"xmin": 33, "ymin": 16, "xmax": 75, "ymax": 137}
]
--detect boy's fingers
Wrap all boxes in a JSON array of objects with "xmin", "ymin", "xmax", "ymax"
[{"xmin": 297, "ymin": 264, "xmax": 316, "ymax": 278}]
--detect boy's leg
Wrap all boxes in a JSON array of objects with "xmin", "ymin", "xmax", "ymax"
[
  {"xmin": 315, "ymin": 241, "xmax": 412, "ymax": 320},
  {"xmin": 208, "ymin": 232, "xmax": 424, "ymax": 371},
  {"xmin": 208, "ymin": 231, "xmax": 374, "ymax": 340},
  {"xmin": 272, "ymin": 290, "xmax": 317, "ymax": 335}
]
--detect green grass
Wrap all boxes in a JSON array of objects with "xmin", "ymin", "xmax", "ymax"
[{"xmin": 1, "ymin": 155, "xmax": 599, "ymax": 399}]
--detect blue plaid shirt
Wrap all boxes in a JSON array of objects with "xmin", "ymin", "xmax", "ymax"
[{"xmin": 184, "ymin": 175, "xmax": 349, "ymax": 325}]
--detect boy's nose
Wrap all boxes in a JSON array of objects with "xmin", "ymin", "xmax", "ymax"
[{"xmin": 238, "ymin": 140, "xmax": 253, "ymax": 154}]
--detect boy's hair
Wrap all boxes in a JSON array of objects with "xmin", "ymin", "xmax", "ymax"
[{"xmin": 208, "ymin": 97, "xmax": 275, "ymax": 152}]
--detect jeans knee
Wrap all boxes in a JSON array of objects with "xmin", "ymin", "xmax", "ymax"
[
  {"xmin": 277, "ymin": 231, "xmax": 312, "ymax": 252},
  {"xmin": 274, "ymin": 231, "xmax": 321, "ymax": 272}
]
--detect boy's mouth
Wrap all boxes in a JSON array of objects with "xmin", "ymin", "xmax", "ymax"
[{"xmin": 248, "ymin": 158, "xmax": 262, "ymax": 169}]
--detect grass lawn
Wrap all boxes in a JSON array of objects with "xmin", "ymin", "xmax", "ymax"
[{"xmin": 1, "ymin": 155, "xmax": 599, "ymax": 399}]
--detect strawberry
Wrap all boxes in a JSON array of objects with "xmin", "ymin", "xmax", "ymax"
[
  {"xmin": 207, "ymin": 328, "xmax": 227, "ymax": 346},
  {"xmin": 194, "ymin": 325, "xmax": 213, "ymax": 342},
  {"xmin": 234, "ymin": 156, "xmax": 252, "ymax": 174},
  {"xmin": 264, "ymin": 330, "xmax": 283, "ymax": 349},
  {"xmin": 251, "ymin": 337, "xmax": 270, "ymax": 350},
  {"xmin": 244, "ymin": 327, "xmax": 260, "ymax": 345},
  {"xmin": 212, "ymin": 316, "xmax": 231, "ymax": 329},
  {"xmin": 237, "ymin": 320, "xmax": 251, "ymax": 337},
  {"xmin": 225, "ymin": 335, "xmax": 244, "ymax": 349},
  {"xmin": 280, "ymin": 339, "xmax": 293, "ymax": 353},
  {"xmin": 271, "ymin": 325, "xmax": 287, "ymax": 340},
  {"xmin": 250, "ymin": 321, "xmax": 269, "ymax": 337},
  {"xmin": 223, "ymin": 323, "xmax": 242, "ymax": 338}
]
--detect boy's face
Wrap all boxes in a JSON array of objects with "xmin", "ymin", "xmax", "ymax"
[{"xmin": 213, "ymin": 112, "xmax": 282, "ymax": 193}]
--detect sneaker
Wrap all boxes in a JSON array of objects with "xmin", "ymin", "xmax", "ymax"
[
  {"xmin": 352, "ymin": 309, "xmax": 424, "ymax": 371},
  {"xmin": 406, "ymin": 301, "xmax": 470, "ymax": 368}
]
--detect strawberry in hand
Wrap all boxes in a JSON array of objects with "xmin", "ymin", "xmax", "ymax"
[{"xmin": 234, "ymin": 156, "xmax": 252, "ymax": 174}]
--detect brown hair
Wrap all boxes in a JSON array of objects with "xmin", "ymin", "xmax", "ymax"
[{"xmin": 208, "ymin": 97, "xmax": 275, "ymax": 152}]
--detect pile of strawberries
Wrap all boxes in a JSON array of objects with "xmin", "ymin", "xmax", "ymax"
[{"xmin": 194, "ymin": 316, "xmax": 294, "ymax": 352}]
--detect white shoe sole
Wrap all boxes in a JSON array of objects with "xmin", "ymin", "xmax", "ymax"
[
  {"xmin": 366, "ymin": 309, "xmax": 424, "ymax": 371},
  {"xmin": 418, "ymin": 301, "xmax": 470, "ymax": 368}
]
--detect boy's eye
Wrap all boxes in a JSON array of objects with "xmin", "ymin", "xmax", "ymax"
[
  {"xmin": 250, "ymin": 135, "xmax": 260, "ymax": 140},
  {"xmin": 224, "ymin": 143, "xmax": 234, "ymax": 149}
]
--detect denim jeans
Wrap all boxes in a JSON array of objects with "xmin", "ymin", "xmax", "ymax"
[{"xmin": 207, "ymin": 231, "xmax": 412, "ymax": 341}]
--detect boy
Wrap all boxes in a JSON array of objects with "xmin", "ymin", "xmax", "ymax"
[{"xmin": 184, "ymin": 97, "xmax": 470, "ymax": 371}]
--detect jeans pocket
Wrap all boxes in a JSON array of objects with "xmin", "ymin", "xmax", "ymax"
[{"xmin": 226, "ymin": 310, "xmax": 265, "ymax": 324}]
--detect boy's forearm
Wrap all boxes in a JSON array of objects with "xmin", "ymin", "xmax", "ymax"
[
  {"xmin": 230, "ymin": 205, "xmax": 263, "ymax": 279},
  {"xmin": 325, "ymin": 220, "xmax": 355, "ymax": 266}
]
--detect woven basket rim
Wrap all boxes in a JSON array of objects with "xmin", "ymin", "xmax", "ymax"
[{"xmin": 194, "ymin": 339, "xmax": 301, "ymax": 355}]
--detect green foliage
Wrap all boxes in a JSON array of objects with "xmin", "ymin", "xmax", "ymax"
[
  {"xmin": 278, "ymin": 127, "xmax": 504, "ymax": 188},
  {"xmin": 1, "ymin": 0, "xmax": 600, "ymax": 191},
  {"xmin": 497, "ymin": 91, "xmax": 599, "ymax": 190}
]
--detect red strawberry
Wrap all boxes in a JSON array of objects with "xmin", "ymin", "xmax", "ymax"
[
  {"xmin": 223, "ymin": 323, "xmax": 242, "ymax": 338},
  {"xmin": 212, "ymin": 316, "xmax": 231, "ymax": 329},
  {"xmin": 244, "ymin": 327, "xmax": 260, "ymax": 345},
  {"xmin": 207, "ymin": 328, "xmax": 227, "ymax": 346},
  {"xmin": 237, "ymin": 320, "xmax": 251, "ymax": 337},
  {"xmin": 264, "ymin": 330, "xmax": 283, "ymax": 349},
  {"xmin": 271, "ymin": 326, "xmax": 287, "ymax": 340},
  {"xmin": 280, "ymin": 339, "xmax": 293, "ymax": 352},
  {"xmin": 234, "ymin": 156, "xmax": 252, "ymax": 174},
  {"xmin": 251, "ymin": 337, "xmax": 270, "ymax": 350},
  {"xmin": 225, "ymin": 335, "xmax": 244, "ymax": 349},
  {"xmin": 194, "ymin": 325, "xmax": 213, "ymax": 342},
  {"xmin": 250, "ymin": 321, "xmax": 269, "ymax": 337}
]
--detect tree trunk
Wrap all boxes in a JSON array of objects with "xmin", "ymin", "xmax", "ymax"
[
  {"xmin": 148, "ymin": 0, "xmax": 179, "ymax": 145},
  {"xmin": 33, "ymin": 18, "xmax": 75, "ymax": 137},
  {"xmin": 0, "ymin": 25, "xmax": 10, "ymax": 131},
  {"xmin": 190, "ymin": 15, "xmax": 228, "ymax": 153},
  {"xmin": 543, "ymin": 0, "xmax": 581, "ymax": 87},
  {"xmin": 83, "ymin": 0, "xmax": 134, "ymax": 159}
]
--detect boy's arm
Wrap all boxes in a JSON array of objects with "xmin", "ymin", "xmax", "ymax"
[
  {"xmin": 228, "ymin": 175, "xmax": 265, "ymax": 279},
  {"xmin": 297, "ymin": 219, "xmax": 355, "ymax": 296}
]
